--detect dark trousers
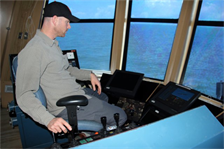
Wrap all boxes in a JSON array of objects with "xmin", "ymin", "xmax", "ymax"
[{"xmin": 57, "ymin": 88, "xmax": 127, "ymax": 126}]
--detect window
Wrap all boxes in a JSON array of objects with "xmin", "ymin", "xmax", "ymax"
[
  {"xmin": 48, "ymin": 0, "xmax": 116, "ymax": 70},
  {"xmin": 123, "ymin": 0, "xmax": 183, "ymax": 80},
  {"xmin": 181, "ymin": 0, "xmax": 224, "ymax": 101}
]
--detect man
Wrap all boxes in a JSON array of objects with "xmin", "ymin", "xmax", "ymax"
[{"xmin": 16, "ymin": 2, "xmax": 127, "ymax": 134}]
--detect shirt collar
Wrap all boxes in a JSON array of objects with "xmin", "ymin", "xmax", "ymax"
[{"xmin": 36, "ymin": 29, "xmax": 59, "ymax": 47}]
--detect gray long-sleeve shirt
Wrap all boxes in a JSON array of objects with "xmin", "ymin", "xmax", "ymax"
[{"xmin": 16, "ymin": 29, "xmax": 92, "ymax": 127}]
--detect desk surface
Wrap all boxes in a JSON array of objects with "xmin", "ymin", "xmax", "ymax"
[{"xmin": 73, "ymin": 105, "xmax": 223, "ymax": 149}]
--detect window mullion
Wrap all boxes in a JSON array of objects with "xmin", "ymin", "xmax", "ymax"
[{"xmin": 164, "ymin": 0, "xmax": 198, "ymax": 84}]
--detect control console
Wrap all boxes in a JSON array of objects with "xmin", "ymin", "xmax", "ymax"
[{"xmin": 60, "ymin": 113, "xmax": 139, "ymax": 148}]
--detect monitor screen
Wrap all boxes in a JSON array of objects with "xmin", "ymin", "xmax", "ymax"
[
  {"xmin": 105, "ymin": 70, "xmax": 144, "ymax": 98},
  {"xmin": 150, "ymin": 81, "xmax": 201, "ymax": 115},
  {"xmin": 171, "ymin": 88, "xmax": 194, "ymax": 101}
]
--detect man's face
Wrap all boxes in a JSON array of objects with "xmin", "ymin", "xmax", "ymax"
[{"xmin": 55, "ymin": 17, "xmax": 71, "ymax": 37}]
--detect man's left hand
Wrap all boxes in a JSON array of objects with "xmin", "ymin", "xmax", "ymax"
[{"xmin": 90, "ymin": 72, "xmax": 101, "ymax": 94}]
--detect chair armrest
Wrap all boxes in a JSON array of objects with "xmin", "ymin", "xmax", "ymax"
[{"xmin": 56, "ymin": 95, "xmax": 88, "ymax": 107}]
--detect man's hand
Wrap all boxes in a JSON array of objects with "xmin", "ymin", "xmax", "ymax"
[
  {"xmin": 90, "ymin": 72, "xmax": 102, "ymax": 94},
  {"xmin": 47, "ymin": 117, "xmax": 72, "ymax": 133}
]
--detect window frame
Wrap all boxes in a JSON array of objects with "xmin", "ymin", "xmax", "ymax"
[
  {"xmin": 122, "ymin": 0, "xmax": 180, "ymax": 81},
  {"xmin": 180, "ymin": 0, "xmax": 224, "ymax": 102}
]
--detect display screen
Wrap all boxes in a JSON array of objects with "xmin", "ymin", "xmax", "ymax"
[
  {"xmin": 105, "ymin": 70, "xmax": 144, "ymax": 98},
  {"xmin": 109, "ymin": 72, "xmax": 140, "ymax": 91},
  {"xmin": 153, "ymin": 82, "xmax": 201, "ymax": 114},
  {"xmin": 172, "ymin": 88, "xmax": 194, "ymax": 101}
]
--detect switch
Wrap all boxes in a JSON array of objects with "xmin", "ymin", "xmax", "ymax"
[
  {"xmin": 24, "ymin": 32, "xmax": 28, "ymax": 39},
  {"xmin": 18, "ymin": 32, "xmax": 22, "ymax": 39}
]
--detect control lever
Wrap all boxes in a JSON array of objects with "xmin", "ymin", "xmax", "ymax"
[
  {"xmin": 101, "ymin": 116, "xmax": 107, "ymax": 137},
  {"xmin": 114, "ymin": 113, "xmax": 120, "ymax": 133}
]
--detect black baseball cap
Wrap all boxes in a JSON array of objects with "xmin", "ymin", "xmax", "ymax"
[{"xmin": 43, "ymin": 2, "xmax": 79, "ymax": 23}]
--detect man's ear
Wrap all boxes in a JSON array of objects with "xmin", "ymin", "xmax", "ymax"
[{"xmin": 51, "ymin": 15, "xmax": 58, "ymax": 26}]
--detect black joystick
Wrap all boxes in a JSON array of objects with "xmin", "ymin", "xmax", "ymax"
[
  {"xmin": 101, "ymin": 116, "xmax": 107, "ymax": 137},
  {"xmin": 114, "ymin": 113, "xmax": 120, "ymax": 133}
]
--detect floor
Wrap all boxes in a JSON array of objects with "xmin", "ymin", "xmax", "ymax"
[{"xmin": 1, "ymin": 107, "xmax": 22, "ymax": 149}]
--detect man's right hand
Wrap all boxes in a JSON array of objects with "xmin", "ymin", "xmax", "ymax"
[{"xmin": 47, "ymin": 117, "xmax": 72, "ymax": 133}]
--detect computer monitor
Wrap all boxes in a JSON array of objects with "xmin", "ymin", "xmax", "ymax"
[
  {"xmin": 149, "ymin": 81, "xmax": 201, "ymax": 115},
  {"xmin": 105, "ymin": 70, "xmax": 144, "ymax": 98}
]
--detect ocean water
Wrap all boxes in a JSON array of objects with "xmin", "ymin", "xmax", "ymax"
[
  {"xmin": 57, "ymin": 23, "xmax": 113, "ymax": 70},
  {"xmin": 57, "ymin": 23, "xmax": 224, "ymax": 99},
  {"xmin": 126, "ymin": 23, "xmax": 177, "ymax": 80},
  {"xmin": 183, "ymin": 26, "xmax": 224, "ymax": 99}
]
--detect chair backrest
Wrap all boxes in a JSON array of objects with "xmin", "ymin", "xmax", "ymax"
[{"xmin": 11, "ymin": 55, "xmax": 47, "ymax": 107}]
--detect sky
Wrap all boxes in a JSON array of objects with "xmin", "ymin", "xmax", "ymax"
[
  {"xmin": 49, "ymin": 0, "xmax": 224, "ymax": 21},
  {"xmin": 199, "ymin": 0, "xmax": 224, "ymax": 21},
  {"xmin": 49, "ymin": 0, "xmax": 116, "ymax": 19}
]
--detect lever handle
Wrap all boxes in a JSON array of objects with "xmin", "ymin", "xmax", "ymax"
[
  {"xmin": 101, "ymin": 116, "xmax": 107, "ymax": 137},
  {"xmin": 114, "ymin": 113, "xmax": 119, "ymax": 127},
  {"xmin": 101, "ymin": 116, "xmax": 107, "ymax": 130},
  {"xmin": 114, "ymin": 113, "xmax": 121, "ymax": 134}
]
